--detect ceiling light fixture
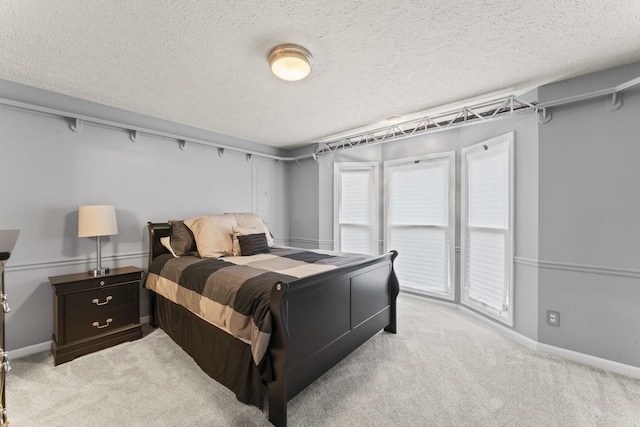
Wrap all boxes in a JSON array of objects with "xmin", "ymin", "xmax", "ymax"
[
  {"xmin": 269, "ymin": 44, "xmax": 313, "ymax": 81},
  {"xmin": 386, "ymin": 116, "xmax": 403, "ymax": 123}
]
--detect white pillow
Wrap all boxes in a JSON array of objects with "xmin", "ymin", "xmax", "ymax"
[
  {"xmin": 184, "ymin": 214, "xmax": 237, "ymax": 258},
  {"xmin": 226, "ymin": 213, "xmax": 274, "ymax": 247},
  {"xmin": 231, "ymin": 226, "xmax": 258, "ymax": 256},
  {"xmin": 160, "ymin": 236, "xmax": 179, "ymax": 258}
]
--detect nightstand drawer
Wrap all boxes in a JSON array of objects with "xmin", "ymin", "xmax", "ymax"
[
  {"xmin": 65, "ymin": 283, "xmax": 136, "ymax": 317},
  {"xmin": 52, "ymin": 274, "xmax": 141, "ymax": 295},
  {"xmin": 65, "ymin": 306, "xmax": 138, "ymax": 343},
  {"xmin": 49, "ymin": 267, "xmax": 142, "ymax": 295}
]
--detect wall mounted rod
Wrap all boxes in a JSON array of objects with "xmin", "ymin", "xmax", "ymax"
[
  {"xmin": 0, "ymin": 96, "xmax": 315, "ymax": 162},
  {"xmin": 535, "ymin": 75, "xmax": 640, "ymax": 109}
]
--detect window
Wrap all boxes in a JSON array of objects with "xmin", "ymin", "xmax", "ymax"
[
  {"xmin": 384, "ymin": 152, "xmax": 456, "ymax": 300},
  {"xmin": 461, "ymin": 133, "xmax": 514, "ymax": 325},
  {"xmin": 334, "ymin": 162, "xmax": 379, "ymax": 255}
]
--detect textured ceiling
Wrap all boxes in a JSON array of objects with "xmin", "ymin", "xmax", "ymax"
[{"xmin": 1, "ymin": 1, "xmax": 640, "ymax": 149}]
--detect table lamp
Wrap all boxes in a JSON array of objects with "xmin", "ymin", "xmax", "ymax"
[{"xmin": 78, "ymin": 205, "xmax": 118, "ymax": 276}]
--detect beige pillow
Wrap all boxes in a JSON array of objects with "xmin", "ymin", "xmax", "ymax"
[
  {"xmin": 160, "ymin": 236, "xmax": 179, "ymax": 258},
  {"xmin": 226, "ymin": 213, "xmax": 274, "ymax": 247},
  {"xmin": 231, "ymin": 226, "xmax": 258, "ymax": 256},
  {"xmin": 184, "ymin": 214, "xmax": 237, "ymax": 258}
]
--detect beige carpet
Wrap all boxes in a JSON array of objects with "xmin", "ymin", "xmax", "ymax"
[{"xmin": 8, "ymin": 295, "xmax": 640, "ymax": 426}]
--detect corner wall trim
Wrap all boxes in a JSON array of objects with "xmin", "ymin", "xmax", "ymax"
[{"xmin": 513, "ymin": 256, "xmax": 539, "ymax": 268}]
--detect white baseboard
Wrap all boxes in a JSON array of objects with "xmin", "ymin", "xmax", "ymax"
[
  {"xmin": 458, "ymin": 305, "xmax": 539, "ymax": 352},
  {"xmin": 537, "ymin": 342, "xmax": 640, "ymax": 380},
  {"xmin": 10, "ymin": 341, "xmax": 51, "ymax": 359},
  {"xmin": 406, "ymin": 292, "xmax": 640, "ymax": 380},
  {"xmin": 400, "ymin": 292, "xmax": 457, "ymax": 309}
]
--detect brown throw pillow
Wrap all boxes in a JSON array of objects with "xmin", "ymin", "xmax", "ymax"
[
  {"xmin": 238, "ymin": 233, "xmax": 270, "ymax": 256},
  {"xmin": 168, "ymin": 220, "xmax": 197, "ymax": 256}
]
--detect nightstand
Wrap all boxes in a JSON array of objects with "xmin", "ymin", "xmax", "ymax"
[{"xmin": 50, "ymin": 266, "xmax": 143, "ymax": 365}]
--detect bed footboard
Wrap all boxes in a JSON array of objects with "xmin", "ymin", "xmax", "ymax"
[{"xmin": 268, "ymin": 250, "xmax": 399, "ymax": 427}]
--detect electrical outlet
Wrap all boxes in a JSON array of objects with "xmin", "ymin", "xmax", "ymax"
[{"xmin": 547, "ymin": 310, "xmax": 560, "ymax": 327}]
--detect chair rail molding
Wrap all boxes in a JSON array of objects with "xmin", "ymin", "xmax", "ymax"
[{"xmin": 5, "ymin": 252, "xmax": 147, "ymax": 273}]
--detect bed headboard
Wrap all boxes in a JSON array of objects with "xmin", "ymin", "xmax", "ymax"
[{"xmin": 147, "ymin": 222, "xmax": 171, "ymax": 269}]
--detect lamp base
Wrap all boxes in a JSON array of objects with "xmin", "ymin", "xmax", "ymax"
[{"xmin": 88, "ymin": 267, "xmax": 110, "ymax": 277}]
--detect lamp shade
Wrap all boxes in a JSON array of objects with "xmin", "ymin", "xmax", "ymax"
[{"xmin": 78, "ymin": 205, "xmax": 118, "ymax": 237}]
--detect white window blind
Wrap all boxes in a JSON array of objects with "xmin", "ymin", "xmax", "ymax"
[
  {"xmin": 461, "ymin": 133, "xmax": 513, "ymax": 325},
  {"xmin": 334, "ymin": 162, "xmax": 379, "ymax": 255},
  {"xmin": 384, "ymin": 153, "xmax": 455, "ymax": 300}
]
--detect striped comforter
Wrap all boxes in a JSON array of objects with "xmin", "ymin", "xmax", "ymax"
[{"xmin": 144, "ymin": 247, "xmax": 368, "ymax": 367}]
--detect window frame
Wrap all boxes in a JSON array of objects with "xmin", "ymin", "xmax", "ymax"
[
  {"xmin": 333, "ymin": 161, "xmax": 379, "ymax": 255},
  {"xmin": 384, "ymin": 152, "xmax": 456, "ymax": 301},
  {"xmin": 460, "ymin": 132, "xmax": 514, "ymax": 326}
]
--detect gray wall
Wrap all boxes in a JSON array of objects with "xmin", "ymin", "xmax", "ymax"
[
  {"xmin": 1, "ymin": 99, "xmax": 288, "ymax": 352},
  {"xmin": 287, "ymin": 160, "xmax": 320, "ymax": 248},
  {"xmin": 537, "ymin": 63, "xmax": 640, "ymax": 367}
]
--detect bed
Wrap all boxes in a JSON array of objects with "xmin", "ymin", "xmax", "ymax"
[{"xmin": 144, "ymin": 215, "xmax": 399, "ymax": 426}]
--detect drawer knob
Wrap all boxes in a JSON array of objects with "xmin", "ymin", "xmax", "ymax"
[
  {"xmin": 99, "ymin": 280, "xmax": 106, "ymax": 286},
  {"xmin": 92, "ymin": 318, "xmax": 113, "ymax": 329},
  {"xmin": 92, "ymin": 296, "xmax": 113, "ymax": 306},
  {"xmin": 0, "ymin": 293, "xmax": 9, "ymax": 314},
  {"xmin": 1, "ymin": 351, "xmax": 10, "ymax": 374}
]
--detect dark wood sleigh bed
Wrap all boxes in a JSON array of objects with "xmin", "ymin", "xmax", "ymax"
[{"xmin": 145, "ymin": 221, "xmax": 399, "ymax": 426}]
